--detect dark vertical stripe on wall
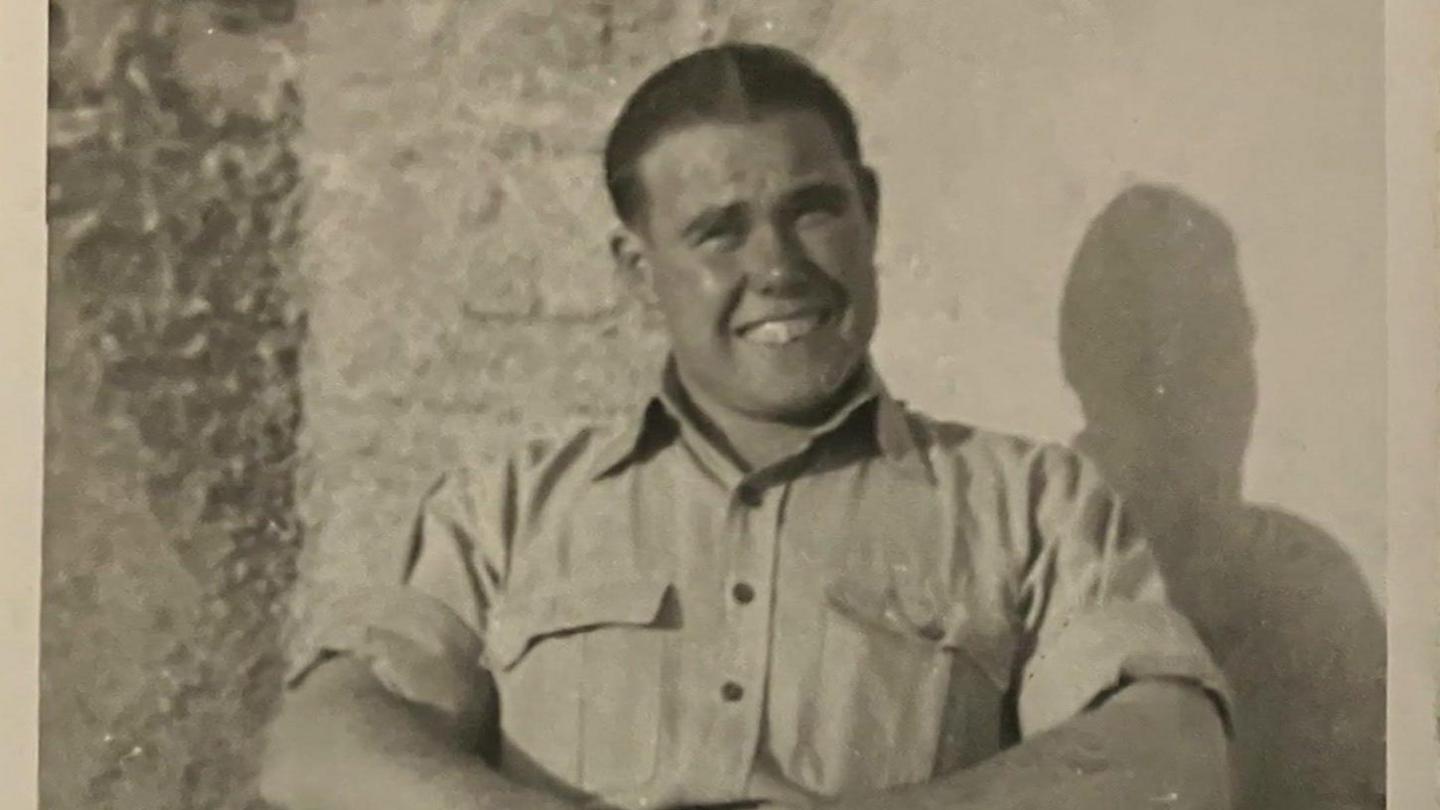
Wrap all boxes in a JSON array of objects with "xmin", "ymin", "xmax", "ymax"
[{"xmin": 44, "ymin": 2, "xmax": 305, "ymax": 808}]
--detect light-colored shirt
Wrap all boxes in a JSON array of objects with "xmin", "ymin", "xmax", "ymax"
[{"xmin": 287, "ymin": 364, "xmax": 1229, "ymax": 808}]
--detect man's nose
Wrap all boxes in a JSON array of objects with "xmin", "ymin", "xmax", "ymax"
[{"xmin": 746, "ymin": 226, "xmax": 812, "ymax": 294}]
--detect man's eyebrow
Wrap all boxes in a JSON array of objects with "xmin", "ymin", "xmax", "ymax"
[
  {"xmin": 783, "ymin": 181, "xmax": 850, "ymax": 212},
  {"xmin": 680, "ymin": 202, "xmax": 746, "ymax": 240}
]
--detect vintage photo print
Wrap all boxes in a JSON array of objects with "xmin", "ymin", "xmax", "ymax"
[{"xmin": 14, "ymin": 1, "xmax": 1437, "ymax": 809}]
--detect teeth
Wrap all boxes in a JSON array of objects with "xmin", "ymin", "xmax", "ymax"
[{"xmin": 743, "ymin": 315, "xmax": 822, "ymax": 345}]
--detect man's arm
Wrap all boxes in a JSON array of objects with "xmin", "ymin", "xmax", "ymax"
[
  {"xmin": 260, "ymin": 460, "xmax": 544, "ymax": 810},
  {"xmin": 834, "ymin": 679, "xmax": 1229, "ymax": 810},
  {"xmin": 259, "ymin": 655, "xmax": 576, "ymax": 810},
  {"xmin": 844, "ymin": 442, "xmax": 1229, "ymax": 810}
]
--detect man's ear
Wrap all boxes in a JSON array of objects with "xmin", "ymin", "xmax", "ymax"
[
  {"xmin": 610, "ymin": 225, "xmax": 658, "ymax": 307},
  {"xmin": 856, "ymin": 164, "xmax": 881, "ymax": 226}
]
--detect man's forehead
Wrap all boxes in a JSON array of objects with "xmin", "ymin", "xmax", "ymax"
[{"xmin": 635, "ymin": 110, "xmax": 854, "ymax": 204}]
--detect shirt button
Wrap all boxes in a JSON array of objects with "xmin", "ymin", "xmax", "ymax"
[
  {"xmin": 732, "ymin": 582, "xmax": 755, "ymax": 604},
  {"xmin": 736, "ymin": 484, "xmax": 762, "ymax": 508},
  {"xmin": 721, "ymin": 681, "xmax": 745, "ymax": 702}
]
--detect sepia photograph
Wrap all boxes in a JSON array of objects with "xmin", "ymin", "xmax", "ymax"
[{"xmin": 28, "ymin": 1, "xmax": 1427, "ymax": 808}]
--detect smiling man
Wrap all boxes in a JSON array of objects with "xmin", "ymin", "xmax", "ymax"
[{"xmin": 261, "ymin": 44, "xmax": 1233, "ymax": 810}]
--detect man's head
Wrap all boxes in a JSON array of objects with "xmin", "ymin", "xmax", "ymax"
[{"xmin": 606, "ymin": 44, "xmax": 882, "ymax": 425}]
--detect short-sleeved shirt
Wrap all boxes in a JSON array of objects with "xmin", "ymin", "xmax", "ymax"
[{"xmin": 287, "ymin": 362, "xmax": 1229, "ymax": 808}]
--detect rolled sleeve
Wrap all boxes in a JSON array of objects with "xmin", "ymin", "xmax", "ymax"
[
  {"xmin": 1016, "ymin": 444, "xmax": 1232, "ymax": 738},
  {"xmin": 284, "ymin": 462, "xmax": 512, "ymax": 720}
]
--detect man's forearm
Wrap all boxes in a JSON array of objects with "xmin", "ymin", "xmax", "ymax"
[
  {"xmin": 832, "ymin": 680, "xmax": 1230, "ymax": 810},
  {"xmin": 260, "ymin": 656, "xmax": 576, "ymax": 810}
]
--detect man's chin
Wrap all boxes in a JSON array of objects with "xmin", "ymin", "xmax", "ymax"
[
  {"xmin": 676, "ymin": 352, "xmax": 867, "ymax": 426},
  {"xmin": 735, "ymin": 375, "xmax": 864, "ymax": 426}
]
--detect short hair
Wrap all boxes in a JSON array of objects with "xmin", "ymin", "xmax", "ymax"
[{"xmin": 603, "ymin": 43, "xmax": 864, "ymax": 227}]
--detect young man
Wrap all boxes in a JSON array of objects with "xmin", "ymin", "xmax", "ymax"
[{"xmin": 262, "ymin": 44, "xmax": 1232, "ymax": 810}]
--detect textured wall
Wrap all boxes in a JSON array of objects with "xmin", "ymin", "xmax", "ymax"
[
  {"xmin": 43, "ymin": 2, "xmax": 304, "ymax": 808},
  {"xmin": 292, "ymin": 0, "xmax": 837, "ymax": 628}
]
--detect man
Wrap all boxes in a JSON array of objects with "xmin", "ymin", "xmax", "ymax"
[{"xmin": 261, "ymin": 44, "xmax": 1232, "ymax": 810}]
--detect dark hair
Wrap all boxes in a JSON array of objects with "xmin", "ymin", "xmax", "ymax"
[{"xmin": 603, "ymin": 43, "xmax": 864, "ymax": 227}]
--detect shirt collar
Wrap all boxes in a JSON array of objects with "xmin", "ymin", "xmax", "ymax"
[{"xmin": 588, "ymin": 359, "xmax": 935, "ymax": 484}]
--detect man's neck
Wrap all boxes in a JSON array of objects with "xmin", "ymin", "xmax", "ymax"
[
  {"xmin": 686, "ymin": 396, "xmax": 816, "ymax": 474},
  {"xmin": 670, "ymin": 368, "xmax": 867, "ymax": 474}
]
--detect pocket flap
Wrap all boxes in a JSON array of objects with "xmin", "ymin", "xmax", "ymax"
[
  {"xmin": 824, "ymin": 575, "xmax": 1015, "ymax": 689},
  {"xmin": 825, "ymin": 577, "xmax": 957, "ymax": 643},
  {"xmin": 485, "ymin": 575, "xmax": 674, "ymax": 671}
]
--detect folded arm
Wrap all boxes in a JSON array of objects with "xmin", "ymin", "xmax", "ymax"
[
  {"xmin": 259, "ymin": 654, "xmax": 577, "ymax": 810},
  {"xmin": 259, "ymin": 465, "xmax": 546, "ymax": 810},
  {"xmin": 832, "ymin": 445, "xmax": 1234, "ymax": 810},
  {"xmin": 831, "ymin": 678, "xmax": 1230, "ymax": 810}
]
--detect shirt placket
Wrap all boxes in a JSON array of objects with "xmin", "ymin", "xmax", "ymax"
[{"xmin": 697, "ymin": 471, "xmax": 785, "ymax": 798}]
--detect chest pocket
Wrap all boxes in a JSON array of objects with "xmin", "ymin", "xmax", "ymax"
[
  {"xmin": 794, "ymin": 576, "xmax": 1015, "ymax": 794},
  {"xmin": 485, "ymin": 576, "xmax": 675, "ymax": 797}
]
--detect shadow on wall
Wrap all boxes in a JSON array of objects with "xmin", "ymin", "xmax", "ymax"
[{"xmin": 1058, "ymin": 185, "xmax": 1386, "ymax": 810}]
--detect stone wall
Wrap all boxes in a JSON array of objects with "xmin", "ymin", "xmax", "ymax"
[
  {"xmin": 294, "ymin": 0, "xmax": 836, "ymax": 605},
  {"xmin": 43, "ymin": 2, "xmax": 303, "ymax": 807},
  {"xmin": 42, "ymin": 3, "xmax": 833, "ymax": 807}
]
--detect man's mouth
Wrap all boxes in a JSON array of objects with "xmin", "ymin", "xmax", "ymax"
[{"xmin": 735, "ymin": 310, "xmax": 832, "ymax": 345}]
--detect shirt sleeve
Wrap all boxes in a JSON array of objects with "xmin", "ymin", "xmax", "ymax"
[
  {"xmin": 283, "ymin": 461, "xmax": 512, "ymax": 720},
  {"xmin": 1014, "ymin": 443, "xmax": 1232, "ymax": 738}
]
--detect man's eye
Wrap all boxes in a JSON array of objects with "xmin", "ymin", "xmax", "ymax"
[
  {"xmin": 697, "ymin": 227, "xmax": 742, "ymax": 250},
  {"xmin": 795, "ymin": 201, "xmax": 846, "ymax": 228},
  {"xmin": 796, "ymin": 209, "xmax": 836, "ymax": 228}
]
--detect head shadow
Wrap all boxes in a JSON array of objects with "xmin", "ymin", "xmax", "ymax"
[{"xmin": 1058, "ymin": 184, "xmax": 1385, "ymax": 810}]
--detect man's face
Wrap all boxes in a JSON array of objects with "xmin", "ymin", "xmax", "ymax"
[{"xmin": 617, "ymin": 109, "xmax": 881, "ymax": 423}]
